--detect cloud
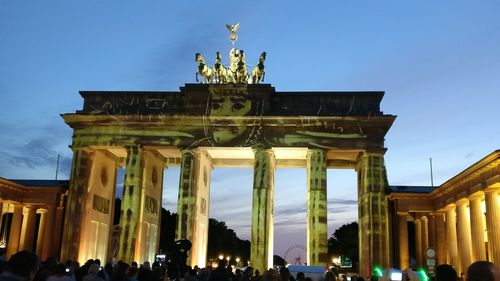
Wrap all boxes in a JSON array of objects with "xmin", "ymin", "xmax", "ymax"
[{"xmin": 0, "ymin": 122, "xmax": 72, "ymax": 179}]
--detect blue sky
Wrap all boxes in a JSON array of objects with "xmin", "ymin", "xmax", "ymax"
[{"xmin": 1, "ymin": 1, "xmax": 499, "ymax": 257}]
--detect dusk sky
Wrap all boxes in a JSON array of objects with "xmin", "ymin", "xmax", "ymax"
[{"xmin": 1, "ymin": 1, "xmax": 499, "ymax": 258}]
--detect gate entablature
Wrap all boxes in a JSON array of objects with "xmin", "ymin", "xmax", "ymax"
[{"xmin": 64, "ymin": 84, "xmax": 395, "ymax": 151}]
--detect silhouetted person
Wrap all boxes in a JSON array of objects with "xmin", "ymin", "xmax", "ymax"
[
  {"xmin": 296, "ymin": 272, "xmax": 305, "ymax": 281},
  {"xmin": 137, "ymin": 262, "xmax": 153, "ymax": 281},
  {"xmin": 111, "ymin": 262, "xmax": 129, "ymax": 281},
  {"xmin": 127, "ymin": 266, "xmax": 138, "ymax": 281},
  {"xmin": 467, "ymin": 261, "xmax": 500, "ymax": 281},
  {"xmin": 33, "ymin": 257, "xmax": 57, "ymax": 281},
  {"xmin": 436, "ymin": 264, "xmax": 458, "ymax": 281},
  {"xmin": 324, "ymin": 272, "xmax": 337, "ymax": 281},
  {"xmin": 83, "ymin": 264, "xmax": 104, "ymax": 281},
  {"xmin": 47, "ymin": 263, "xmax": 73, "ymax": 281},
  {"xmin": 0, "ymin": 251, "xmax": 40, "ymax": 281}
]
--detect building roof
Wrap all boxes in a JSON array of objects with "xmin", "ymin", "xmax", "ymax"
[
  {"xmin": 389, "ymin": 185, "xmax": 435, "ymax": 193},
  {"xmin": 4, "ymin": 178, "xmax": 69, "ymax": 188}
]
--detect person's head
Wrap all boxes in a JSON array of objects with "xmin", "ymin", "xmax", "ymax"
[
  {"xmin": 325, "ymin": 271, "xmax": 337, "ymax": 281},
  {"xmin": 296, "ymin": 272, "xmax": 305, "ymax": 280},
  {"xmin": 357, "ymin": 277, "xmax": 365, "ymax": 281},
  {"xmin": 279, "ymin": 267, "xmax": 291, "ymax": 280},
  {"xmin": 52, "ymin": 263, "xmax": 67, "ymax": 276},
  {"xmin": 142, "ymin": 261, "xmax": 151, "ymax": 270},
  {"xmin": 263, "ymin": 269, "xmax": 280, "ymax": 281},
  {"xmin": 112, "ymin": 261, "xmax": 130, "ymax": 281},
  {"xmin": 245, "ymin": 266, "xmax": 254, "ymax": 276},
  {"xmin": 467, "ymin": 261, "xmax": 500, "ymax": 281},
  {"xmin": 5, "ymin": 251, "xmax": 40, "ymax": 281},
  {"xmin": 88, "ymin": 263, "xmax": 100, "ymax": 275},
  {"xmin": 436, "ymin": 264, "xmax": 458, "ymax": 281}
]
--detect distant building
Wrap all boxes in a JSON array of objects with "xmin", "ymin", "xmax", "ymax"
[
  {"xmin": 389, "ymin": 150, "xmax": 500, "ymax": 273},
  {"xmin": 0, "ymin": 178, "xmax": 68, "ymax": 259}
]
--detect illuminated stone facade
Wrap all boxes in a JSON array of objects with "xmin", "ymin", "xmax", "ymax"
[
  {"xmin": 389, "ymin": 150, "xmax": 500, "ymax": 273},
  {"xmin": 60, "ymin": 84, "xmax": 395, "ymax": 274}
]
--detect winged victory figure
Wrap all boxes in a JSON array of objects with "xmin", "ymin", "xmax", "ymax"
[{"xmin": 226, "ymin": 22, "xmax": 240, "ymax": 45}]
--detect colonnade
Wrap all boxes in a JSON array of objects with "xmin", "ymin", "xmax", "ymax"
[
  {"xmin": 60, "ymin": 146, "xmax": 391, "ymax": 275},
  {"xmin": 397, "ymin": 188, "xmax": 500, "ymax": 274},
  {"xmin": 0, "ymin": 202, "xmax": 63, "ymax": 259}
]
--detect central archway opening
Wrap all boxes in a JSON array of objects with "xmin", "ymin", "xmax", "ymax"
[
  {"xmin": 208, "ymin": 167, "xmax": 252, "ymax": 264},
  {"xmin": 274, "ymin": 168, "xmax": 307, "ymax": 265}
]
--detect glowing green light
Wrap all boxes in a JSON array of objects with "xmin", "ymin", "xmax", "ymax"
[
  {"xmin": 374, "ymin": 266, "xmax": 383, "ymax": 277},
  {"xmin": 418, "ymin": 268, "xmax": 429, "ymax": 281}
]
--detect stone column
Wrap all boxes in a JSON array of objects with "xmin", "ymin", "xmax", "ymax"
[
  {"xmin": 60, "ymin": 148, "xmax": 94, "ymax": 262},
  {"xmin": 445, "ymin": 205, "xmax": 460, "ymax": 273},
  {"xmin": 41, "ymin": 205, "xmax": 56, "ymax": 260},
  {"xmin": 456, "ymin": 199, "xmax": 473, "ymax": 271},
  {"xmin": 134, "ymin": 150, "xmax": 167, "ymax": 264},
  {"xmin": 434, "ymin": 213, "xmax": 447, "ymax": 265},
  {"xmin": 53, "ymin": 206, "xmax": 65, "ymax": 259},
  {"xmin": 36, "ymin": 210, "xmax": 46, "ymax": 256},
  {"xmin": 175, "ymin": 149, "xmax": 210, "ymax": 267},
  {"xmin": 414, "ymin": 218, "xmax": 422, "ymax": 267},
  {"xmin": 20, "ymin": 206, "xmax": 37, "ymax": 251},
  {"xmin": 117, "ymin": 146, "xmax": 143, "ymax": 263},
  {"xmin": 469, "ymin": 193, "xmax": 486, "ymax": 261},
  {"xmin": 6, "ymin": 204, "xmax": 24, "ymax": 258},
  {"xmin": 250, "ymin": 148, "xmax": 275, "ymax": 273},
  {"xmin": 397, "ymin": 212, "xmax": 409, "ymax": 269},
  {"xmin": 421, "ymin": 216, "xmax": 429, "ymax": 256},
  {"xmin": 0, "ymin": 201, "xmax": 4, "ymax": 239},
  {"xmin": 357, "ymin": 153, "xmax": 390, "ymax": 277},
  {"xmin": 428, "ymin": 214, "xmax": 436, "ymax": 249},
  {"xmin": 484, "ymin": 188, "xmax": 500, "ymax": 264},
  {"xmin": 306, "ymin": 149, "xmax": 327, "ymax": 266}
]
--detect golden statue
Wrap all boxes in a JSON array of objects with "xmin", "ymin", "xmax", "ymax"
[
  {"xmin": 251, "ymin": 52, "xmax": 267, "ymax": 84},
  {"xmin": 226, "ymin": 22, "xmax": 240, "ymax": 45},
  {"xmin": 195, "ymin": 53, "xmax": 214, "ymax": 84}
]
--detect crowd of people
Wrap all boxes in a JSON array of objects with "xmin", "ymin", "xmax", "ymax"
[{"xmin": 0, "ymin": 250, "xmax": 498, "ymax": 281}]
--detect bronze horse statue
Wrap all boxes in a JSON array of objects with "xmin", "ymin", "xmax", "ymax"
[
  {"xmin": 213, "ymin": 51, "xmax": 230, "ymax": 84},
  {"xmin": 195, "ymin": 53, "xmax": 214, "ymax": 84},
  {"xmin": 251, "ymin": 52, "xmax": 267, "ymax": 84}
]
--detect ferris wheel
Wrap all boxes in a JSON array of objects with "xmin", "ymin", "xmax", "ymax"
[{"xmin": 284, "ymin": 245, "xmax": 307, "ymax": 265}]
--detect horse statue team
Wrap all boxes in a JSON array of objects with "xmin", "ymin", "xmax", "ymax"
[{"xmin": 196, "ymin": 49, "xmax": 266, "ymax": 84}]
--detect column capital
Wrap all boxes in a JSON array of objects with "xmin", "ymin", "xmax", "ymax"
[
  {"xmin": 444, "ymin": 203, "xmax": 456, "ymax": 211},
  {"xmin": 484, "ymin": 186, "xmax": 500, "ymax": 193},
  {"xmin": 468, "ymin": 191, "xmax": 485, "ymax": 201},
  {"xmin": 456, "ymin": 198, "xmax": 469, "ymax": 206}
]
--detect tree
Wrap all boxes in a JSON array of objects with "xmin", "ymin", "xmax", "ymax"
[
  {"xmin": 328, "ymin": 222, "xmax": 358, "ymax": 270},
  {"xmin": 273, "ymin": 255, "xmax": 287, "ymax": 267},
  {"xmin": 114, "ymin": 199, "xmax": 250, "ymax": 263}
]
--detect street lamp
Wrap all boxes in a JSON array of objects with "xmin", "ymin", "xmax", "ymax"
[{"xmin": 219, "ymin": 254, "xmax": 224, "ymax": 260}]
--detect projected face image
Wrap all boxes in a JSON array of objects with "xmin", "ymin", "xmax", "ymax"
[{"xmin": 208, "ymin": 93, "xmax": 252, "ymax": 144}]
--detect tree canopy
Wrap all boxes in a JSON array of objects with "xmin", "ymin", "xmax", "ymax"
[{"xmin": 328, "ymin": 222, "xmax": 358, "ymax": 270}]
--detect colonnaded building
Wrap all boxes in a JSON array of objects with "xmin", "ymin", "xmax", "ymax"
[{"xmin": 0, "ymin": 84, "xmax": 498, "ymax": 277}]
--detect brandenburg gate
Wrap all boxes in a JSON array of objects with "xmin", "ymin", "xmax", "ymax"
[{"xmin": 60, "ymin": 83, "xmax": 395, "ymax": 276}]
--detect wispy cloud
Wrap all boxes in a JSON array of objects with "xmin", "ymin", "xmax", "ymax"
[{"xmin": 0, "ymin": 122, "xmax": 72, "ymax": 179}]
